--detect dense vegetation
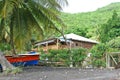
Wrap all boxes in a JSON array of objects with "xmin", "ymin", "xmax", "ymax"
[
  {"xmin": 1, "ymin": 1, "xmax": 120, "ymax": 69},
  {"xmin": 2, "ymin": 2, "xmax": 119, "ymax": 52},
  {"xmin": 57, "ymin": 2, "xmax": 120, "ymax": 67},
  {"xmin": 0, "ymin": 0, "xmax": 68, "ymax": 72},
  {"xmin": 40, "ymin": 48, "xmax": 87, "ymax": 67},
  {"xmin": 0, "ymin": 0, "xmax": 68, "ymax": 54},
  {"xmin": 60, "ymin": 2, "xmax": 120, "ymax": 40}
]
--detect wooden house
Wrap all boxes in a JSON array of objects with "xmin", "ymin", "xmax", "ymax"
[{"xmin": 35, "ymin": 33, "xmax": 98, "ymax": 51}]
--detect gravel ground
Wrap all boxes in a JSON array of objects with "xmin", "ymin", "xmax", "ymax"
[{"xmin": 0, "ymin": 66, "xmax": 120, "ymax": 80}]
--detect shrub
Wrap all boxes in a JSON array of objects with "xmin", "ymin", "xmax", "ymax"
[
  {"xmin": 40, "ymin": 48, "xmax": 87, "ymax": 67},
  {"xmin": 106, "ymin": 37, "xmax": 120, "ymax": 52},
  {"xmin": 0, "ymin": 43, "xmax": 11, "ymax": 52},
  {"xmin": 90, "ymin": 43, "xmax": 107, "ymax": 68},
  {"xmin": 92, "ymin": 59, "xmax": 106, "ymax": 68},
  {"xmin": 71, "ymin": 48, "xmax": 87, "ymax": 67}
]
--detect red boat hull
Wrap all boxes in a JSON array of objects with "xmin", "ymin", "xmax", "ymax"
[{"xmin": 5, "ymin": 54, "xmax": 39, "ymax": 66}]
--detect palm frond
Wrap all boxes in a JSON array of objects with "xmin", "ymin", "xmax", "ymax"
[{"xmin": 0, "ymin": 0, "xmax": 68, "ymax": 52}]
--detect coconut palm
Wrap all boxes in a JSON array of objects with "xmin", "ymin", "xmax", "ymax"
[
  {"xmin": 0, "ymin": 0, "xmax": 68, "ymax": 71},
  {"xmin": 0, "ymin": 0, "xmax": 67, "ymax": 53}
]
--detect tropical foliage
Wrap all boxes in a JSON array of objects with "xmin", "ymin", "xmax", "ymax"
[
  {"xmin": 60, "ymin": 2, "xmax": 120, "ymax": 39},
  {"xmin": 99, "ymin": 11, "xmax": 120, "ymax": 43},
  {"xmin": 108, "ymin": 37, "xmax": 120, "ymax": 49},
  {"xmin": 90, "ymin": 43, "xmax": 108, "ymax": 67},
  {"xmin": 40, "ymin": 48, "xmax": 87, "ymax": 67},
  {"xmin": 0, "ymin": 0, "xmax": 68, "ymax": 53},
  {"xmin": 0, "ymin": 0, "xmax": 120, "ymax": 69},
  {"xmin": 0, "ymin": 43, "xmax": 11, "ymax": 51}
]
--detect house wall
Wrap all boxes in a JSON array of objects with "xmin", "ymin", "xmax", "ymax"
[
  {"xmin": 40, "ymin": 40, "xmax": 96, "ymax": 51},
  {"xmin": 59, "ymin": 44, "xmax": 69, "ymax": 49},
  {"xmin": 42, "ymin": 44, "xmax": 58, "ymax": 51},
  {"xmin": 48, "ymin": 45, "xmax": 58, "ymax": 50},
  {"xmin": 72, "ymin": 40, "xmax": 96, "ymax": 49},
  {"xmin": 42, "ymin": 44, "xmax": 69, "ymax": 51}
]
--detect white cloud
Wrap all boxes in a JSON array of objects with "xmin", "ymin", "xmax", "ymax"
[{"xmin": 63, "ymin": 0, "xmax": 120, "ymax": 13}]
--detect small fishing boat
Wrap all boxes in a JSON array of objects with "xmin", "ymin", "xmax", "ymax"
[{"xmin": 5, "ymin": 52, "xmax": 40, "ymax": 66}]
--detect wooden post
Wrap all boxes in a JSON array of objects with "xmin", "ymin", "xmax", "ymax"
[
  {"xmin": 69, "ymin": 41, "xmax": 73, "ymax": 68},
  {"xmin": 44, "ymin": 42, "xmax": 48, "ymax": 52},
  {"xmin": 70, "ymin": 41, "xmax": 72, "ymax": 50},
  {"xmin": 56, "ymin": 38, "xmax": 59, "ymax": 49},
  {"xmin": 110, "ymin": 54, "xmax": 118, "ymax": 65},
  {"xmin": 46, "ymin": 42, "xmax": 48, "ymax": 51},
  {"xmin": 118, "ymin": 54, "xmax": 120, "ymax": 62},
  {"xmin": 106, "ymin": 52, "xmax": 120, "ymax": 68},
  {"xmin": 106, "ymin": 53, "xmax": 110, "ymax": 68},
  {"xmin": 106, "ymin": 53, "xmax": 108, "ymax": 68}
]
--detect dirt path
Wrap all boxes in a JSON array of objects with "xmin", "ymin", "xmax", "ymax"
[{"xmin": 0, "ymin": 66, "xmax": 120, "ymax": 80}]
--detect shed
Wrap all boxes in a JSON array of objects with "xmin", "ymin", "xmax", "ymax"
[{"xmin": 35, "ymin": 33, "xmax": 99, "ymax": 51}]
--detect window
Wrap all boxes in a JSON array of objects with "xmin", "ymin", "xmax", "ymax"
[{"xmin": 76, "ymin": 43, "xmax": 78, "ymax": 46}]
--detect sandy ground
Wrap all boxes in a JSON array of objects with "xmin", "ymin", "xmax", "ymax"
[{"xmin": 0, "ymin": 66, "xmax": 120, "ymax": 80}]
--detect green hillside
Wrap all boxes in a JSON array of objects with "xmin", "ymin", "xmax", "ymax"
[{"xmin": 60, "ymin": 2, "xmax": 120, "ymax": 39}]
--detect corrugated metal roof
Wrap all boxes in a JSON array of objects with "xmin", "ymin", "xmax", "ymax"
[
  {"xmin": 35, "ymin": 39, "xmax": 55, "ymax": 46},
  {"xmin": 35, "ymin": 33, "xmax": 99, "ymax": 46},
  {"xmin": 59, "ymin": 33, "xmax": 99, "ymax": 44}
]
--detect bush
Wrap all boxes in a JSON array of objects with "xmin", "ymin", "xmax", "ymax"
[
  {"xmin": 106, "ymin": 37, "xmax": 120, "ymax": 52},
  {"xmin": 48, "ymin": 49, "xmax": 70, "ymax": 66},
  {"xmin": 0, "ymin": 43, "xmax": 11, "ymax": 52},
  {"xmin": 40, "ymin": 48, "xmax": 87, "ymax": 67},
  {"xmin": 71, "ymin": 48, "xmax": 87, "ymax": 67},
  {"xmin": 90, "ymin": 43, "xmax": 107, "ymax": 68},
  {"xmin": 92, "ymin": 59, "xmax": 106, "ymax": 68}
]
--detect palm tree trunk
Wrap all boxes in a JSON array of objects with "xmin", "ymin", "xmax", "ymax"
[
  {"xmin": 10, "ymin": 16, "xmax": 16, "ymax": 55},
  {"xmin": 0, "ymin": 52, "xmax": 15, "ymax": 71}
]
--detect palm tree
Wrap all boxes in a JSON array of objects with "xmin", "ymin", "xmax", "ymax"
[
  {"xmin": 0, "ymin": 0, "xmax": 68, "ymax": 53},
  {"xmin": 0, "ymin": 0, "xmax": 68, "ymax": 71}
]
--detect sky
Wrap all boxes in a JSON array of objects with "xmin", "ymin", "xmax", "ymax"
[{"xmin": 63, "ymin": 0, "xmax": 120, "ymax": 13}]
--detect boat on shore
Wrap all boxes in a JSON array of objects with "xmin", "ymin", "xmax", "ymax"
[
  {"xmin": 0, "ymin": 52, "xmax": 40, "ymax": 72},
  {"xmin": 5, "ymin": 53, "xmax": 40, "ymax": 66}
]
